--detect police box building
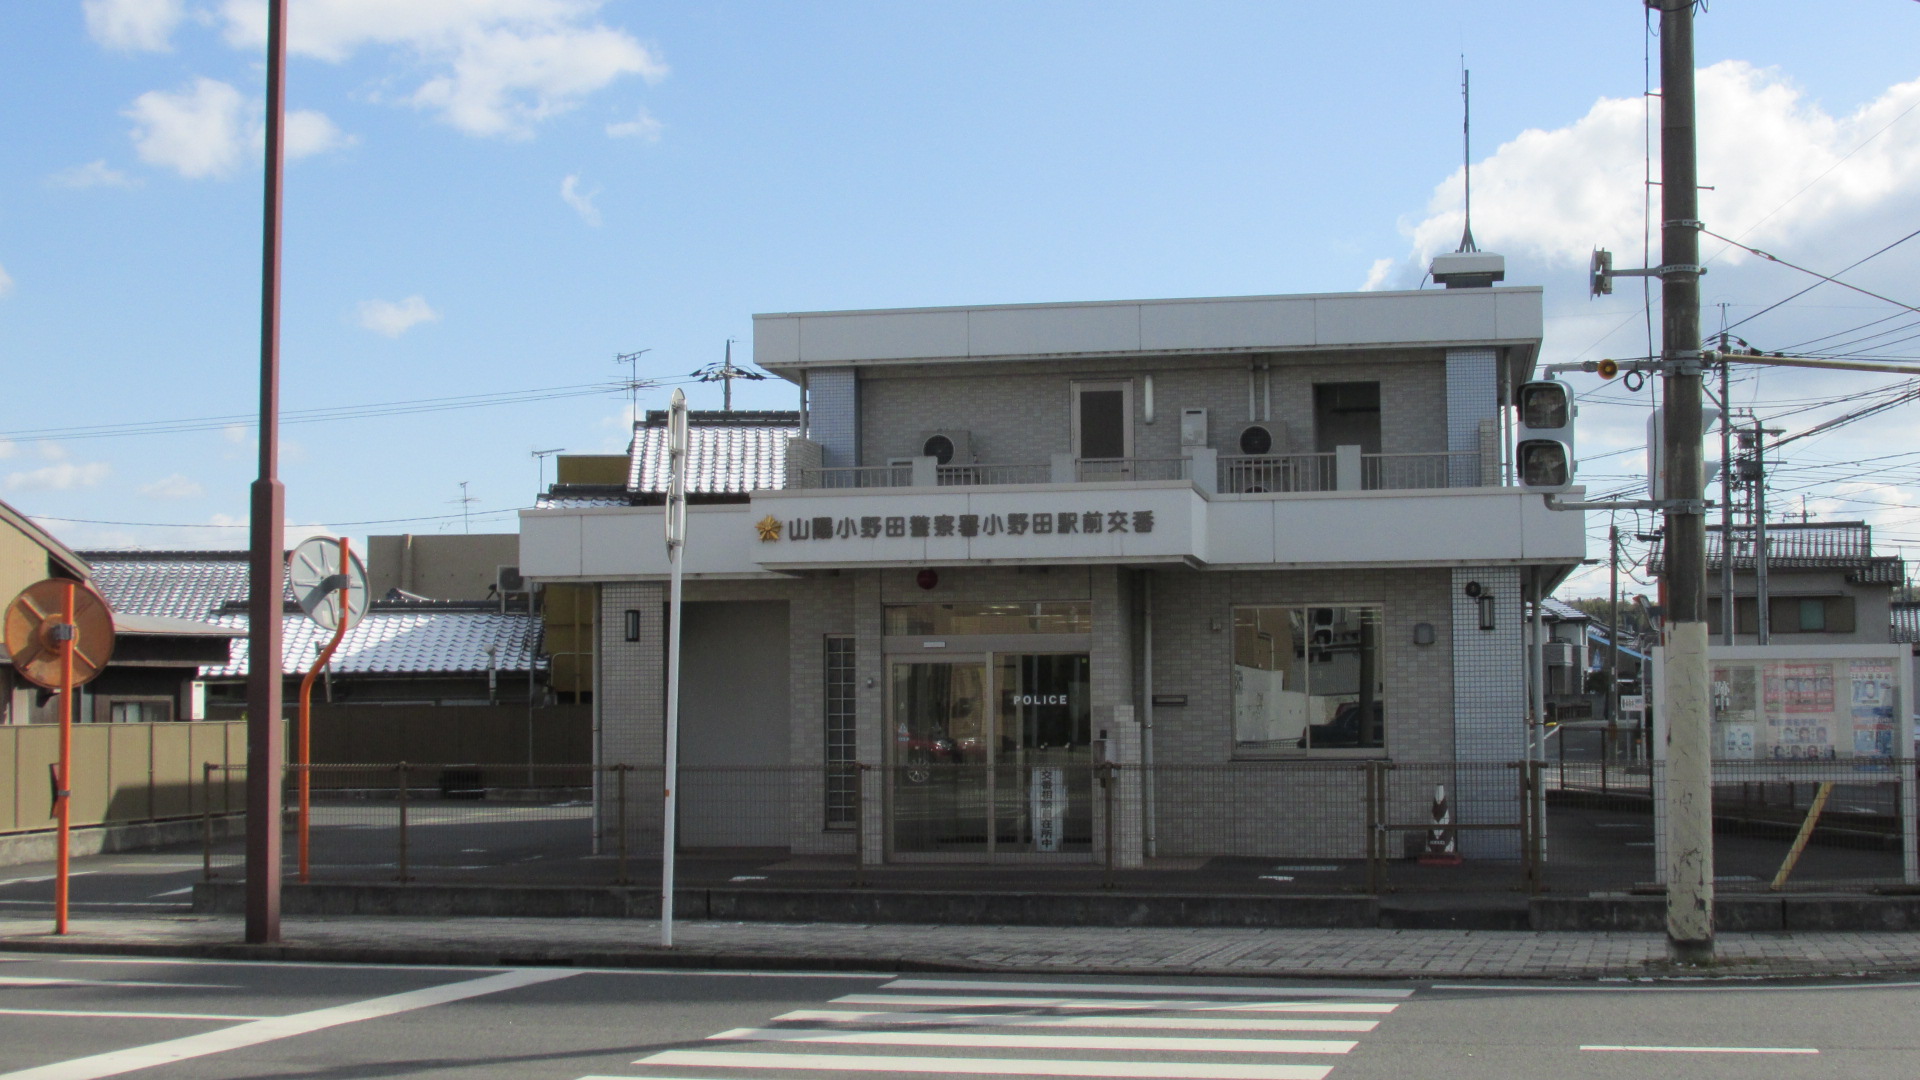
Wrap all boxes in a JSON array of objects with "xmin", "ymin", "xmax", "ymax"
[{"xmin": 520, "ymin": 252, "xmax": 1586, "ymax": 865}]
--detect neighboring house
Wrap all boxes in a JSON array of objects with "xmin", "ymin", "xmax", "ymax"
[
  {"xmin": 1, "ymin": 500, "xmax": 233, "ymax": 725},
  {"xmin": 1649, "ymin": 521, "xmax": 1905, "ymax": 643},
  {"xmin": 522, "ymin": 253, "xmax": 1588, "ymax": 862},
  {"xmin": 82, "ymin": 549, "xmax": 542, "ymax": 714}
]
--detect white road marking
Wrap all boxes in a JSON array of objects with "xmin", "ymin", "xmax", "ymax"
[
  {"xmin": 710, "ymin": 1027, "xmax": 1356, "ymax": 1055},
  {"xmin": 776, "ymin": 1009, "xmax": 1379, "ymax": 1033},
  {"xmin": 0, "ymin": 967, "xmax": 576, "ymax": 1080},
  {"xmin": 635, "ymin": 1051, "xmax": 1334, "ymax": 1079},
  {"xmin": 883, "ymin": 978, "xmax": 1410, "ymax": 998},
  {"xmin": 0, "ymin": 1008, "xmax": 267, "ymax": 1022},
  {"xmin": 1432, "ymin": 980, "xmax": 1920, "ymax": 993},
  {"xmin": 0, "ymin": 874, "xmax": 94, "ymax": 888},
  {"xmin": 1270, "ymin": 865, "xmax": 1339, "ymax": 871},
  {"xmin": 1259, "ymin": 875, "xmax": 1295, "ymax": 882},
  {"xmin": 0, "ymin": 977, "xmax": 237, "ymax": 989},
  {"xmin": 0, "ymin": 901, "xmax": 184, "ymax": 909},
  {"xmin": 147, "ymin": 887, "xmax": 194, "ymax": 899},
  {"xmin": 29, "ymin": 956, "xmax": 891, "ymax": 979},
  {"xmin": 836, "ymin": 994, "xmax": 1398, "ymax": 1014},
  {"xmin": 1581, "ymin": 1045, "xmax": 1818, "ymax": 1054}
]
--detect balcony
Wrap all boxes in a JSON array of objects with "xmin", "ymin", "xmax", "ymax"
[{"xmin": 794, "ymin": 447, "xmax": 1491, "ymax": 495}]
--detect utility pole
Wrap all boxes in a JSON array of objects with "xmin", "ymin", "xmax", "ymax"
[
  {"xmin": 1608, "ymin": 522, "xmax": 1621, "ymax": 755},
  {"xmin": 1655, "ymin": 0, "xmax": 1714, "ymax": 964},
  {"xmin": 1751, "ymin": 422, "xmax": 1774, "ymax": 644},
  {"xmin": 1718, "ymin": 343, "xmax": 1735, "ymax": 645},
  {"xmin": 244, "ymin": 0, "xmax": 289, "ymax": 946}
]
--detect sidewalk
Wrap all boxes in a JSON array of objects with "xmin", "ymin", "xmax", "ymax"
[{"xmin": 6, "ymin": 910, "xmax": 1920, "ymax": 981}]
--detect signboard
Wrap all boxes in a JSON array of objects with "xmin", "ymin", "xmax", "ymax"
[
  {"xmin": 1029, "ymin": 766, "xmax": 1065, "ymax": 853},
  {"xmin": 1653, "ymin": 644, "xmax": 1912, "ymax": 768}
]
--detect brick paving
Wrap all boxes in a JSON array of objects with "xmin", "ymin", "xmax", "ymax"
[{"xmin": 6, "ymin": 911, "xmax": 1920, "ymax": 980}]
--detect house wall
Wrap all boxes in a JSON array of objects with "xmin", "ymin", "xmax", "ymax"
[
  {"xmin": 857, "ymin": 351, "xmax": 1448, "ymax": 467},
  {"xmin": 1713, "ymin": 568, "xmax": 1895, "ymax": 645},
  {"xmin": 366, "ymin": 534, "xmax": 522, "ymax": 601}
]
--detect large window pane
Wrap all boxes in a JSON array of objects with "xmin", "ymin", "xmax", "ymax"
[
  {"xmin": 885, "ymin": 601, "xmax": 1091, "ymax": 636},
  {"xmin": 1233, "ymin": 605, "xmax": 1384, "ymax": 754}
]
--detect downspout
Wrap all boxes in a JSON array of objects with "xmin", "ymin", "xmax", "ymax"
[
  {"xmin": 799, "ymin": 371, "xmax": 809, "ymax": 441},
  {"xmin": 1141, "ymin": 570, "xmax": 1157, "ymax": 858}
]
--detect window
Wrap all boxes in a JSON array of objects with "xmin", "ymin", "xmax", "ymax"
[
  {"xmin": 1071, "ymin": 380, "xmax": 1133, "ymax": 461},
  {"xmin": 1708, "ymin": 595, "xmax": 1856, "ymax": 635},
  {"xmin": 884, "ymin": 602, "xmax": 1091, "ymax": 636},
  {"xmin": 106, "ymin": 699, "xmax": 171, "ymax": 724},
  {"xmin": 1233, "ymin": 605, "xmax": 1384, "ymax": 754},
  {"xmin": 824, "ymin": 636, "xmax": 857, "ymax": 828}
]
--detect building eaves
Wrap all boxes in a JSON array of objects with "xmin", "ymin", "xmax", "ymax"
[{"xmin": 2, "ymin": 498, "xmax": 91, "ymax": 581}]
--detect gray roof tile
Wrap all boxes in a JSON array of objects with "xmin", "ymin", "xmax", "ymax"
[{"xmin": 628, "ymin": 411, "xmax": 798, "ymax": 495}]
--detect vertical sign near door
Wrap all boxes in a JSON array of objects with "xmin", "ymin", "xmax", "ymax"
[{"xmin": 1030, "ymin": 766, "xmax": 1065, "ymax": 852}]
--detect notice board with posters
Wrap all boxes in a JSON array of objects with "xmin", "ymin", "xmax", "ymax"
[
  {"xmin": 1652, "ymin": 644, "xmax": 1911, "ymax": 766},
  {"xmin": 1650, "ymin": 643, "xmax": 1917, "ymax": 885}
]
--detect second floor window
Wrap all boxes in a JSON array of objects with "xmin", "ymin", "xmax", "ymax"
[{"xmin": 1072, "ymin": 380, "xmax": 1132, "ymax": 460}]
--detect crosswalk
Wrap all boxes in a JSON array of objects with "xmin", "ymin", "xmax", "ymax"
[{"xmin": 577, "ymin": 974, "xmax": 1408, "ymax": 1080}]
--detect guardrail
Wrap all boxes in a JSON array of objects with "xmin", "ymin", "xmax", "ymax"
[
  {"xmin": 1076, "ymin": 458, "xmax": 1190, "ymax": 483},
  {"xmin": 936, "ymin": 463, "xmax": 1052, "ymax": 486},
  {"xmin": 1362, "ymin": 451, "xmax": 1479, "ymax": 490},
  {"xmin": 794, "ymin": 465, "xmax": 912, "ymax": 489},
  {"xmin": 1217, "ymin": 454, "xmax": 1335, "ymax": 493}
]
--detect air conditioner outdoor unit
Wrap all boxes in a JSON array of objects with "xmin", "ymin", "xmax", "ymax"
[
  {"xmin": 1237, "ymin": 423, "xmax": 1279, "ymax": 456},
  {"xmin": 1543, "ymin": 640, "xmax": 1577, "ymax": 667},
  {"xmin": 919, "ymin": 430, "xmax": 973, "ymax": 465},
  {"xmin": 497, "ymin": 565, "xmax": 527, "ymax": 594}
]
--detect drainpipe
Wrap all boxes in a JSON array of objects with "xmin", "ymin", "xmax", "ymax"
[{"xmin": 1141, "ymin": 570, "xmax": 1157, "ymax": 858}]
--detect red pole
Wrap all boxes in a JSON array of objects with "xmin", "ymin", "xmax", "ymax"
[
  {"xmin": 296, "ymin": 538, "xmax": 352, "ymax": 882},
  {"xmin": 55, "ymin": 581, "xmax": 75, "ymax": 935}
]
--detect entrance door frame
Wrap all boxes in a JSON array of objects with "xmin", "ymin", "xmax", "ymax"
[{"xmin": 883, "ymin": 645, "xmax": 1093, "ymax": 863}]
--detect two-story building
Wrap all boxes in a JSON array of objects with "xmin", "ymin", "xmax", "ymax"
[{"xmin": 520, "ymin": 258, "xmax": 1587, "ymax": 863}]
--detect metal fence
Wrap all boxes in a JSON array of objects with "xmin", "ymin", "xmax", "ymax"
[
  {"xmin": 936, "ymin": 463, "xmax": 1051, "ymax": 486},
  {"xmin": 198, "ymin": 758, "xmax": 1915, "ymax": 897},
  {"xmin": 1360, "ymin": 451, "xmax": 1476, "ymax": 491},
  {"xmin": 1075, "ymin": 458, "xmax": 1191, "ymax": 483},
  {"xmin": 1217, "ymin": 454, "xmax": 1335, "ymax": 493}
]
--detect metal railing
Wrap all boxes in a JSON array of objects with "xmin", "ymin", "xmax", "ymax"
[
  {"xmin": 193, "ymin": 757, "xmax": 1915, "ymax": 897},
  {"xmin": 794, "ymin": 465, "xmax": 912, "ymax": 489},
  {"xmin": 1361, "ymin": 451, "xmax": 1478, "ymax": 490},
  {"xmin": 937, "ymin": 463, "xmax": 1051, "ymax": 486},
  {"xmin": 1217, "ymin": 454, "xmax": 1335, "ymax": 493},
  {"xmin": 1076, "ymin": 457, "xmax": 1190, "ymax": 483}
]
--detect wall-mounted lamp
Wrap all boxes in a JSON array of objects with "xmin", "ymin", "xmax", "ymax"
[
  {"xmin": 1477, "ymin": 594, "xmax": 1497, "ymax": 632},
  {"xmin": 1412, "ymin": 622, "xmax": 1436, "ymax": 646},
  {"xmin": 624, "ymin": 609, "xmax": 641, "ymax": 642}
]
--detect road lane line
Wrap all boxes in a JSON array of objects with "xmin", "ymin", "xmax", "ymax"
[
  {"xmin": 0, "ymin": 967, "xmax": 577, "ymax": 1080},
  {"xmin": 776, "ymin": 1009, "xmax": 1379, "ymax": 1032},
  {"xmin": 0, "ymin": 977, "xmax": 237, "ymax": 989},
  {"xmin": 0, "ymin": 1009, "xmax": 267, "ymax": 1022},
  {"xmin": 835, "ymin": 994, "xmax": 1397, "ymax": 1014},
  {"xmin": 709, "ymin": 1027, "xmax": 1356, "ymax": 1055},
  {"xmin": 638, "ymin": 1051, "xmax": 1334, "ymax": 1079},
  {"xmin": 1582, "ymin": 1037, "xmax": 1820, "ymax": 1045},
  {"xmin": 883, "ymin": 978, "xmax": 1410, "ymax": 998}
]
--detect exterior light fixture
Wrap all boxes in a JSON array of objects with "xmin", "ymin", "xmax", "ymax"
[
  {"xmin": 624, "ymin": 609, "xmax": 641, "ymax": 642},
  {"xmin": 1413, "ymin": 622, "xmax": 1436, "ymax": 646},
  {"xmin": 1477, "ymin": 594, "xmax": 1497, "ymax": 631}
]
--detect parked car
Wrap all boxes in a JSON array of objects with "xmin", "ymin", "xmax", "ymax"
[{"xmin": 1298, "ymin": 701, "xmax": 1384, "ymax": 748}]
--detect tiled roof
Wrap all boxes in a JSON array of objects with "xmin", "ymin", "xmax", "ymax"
[
  {"xmin": 1534, "ymin": 597, "xmax": 1589, "ymax": 622},
  {"xmin": 206, "ymin": 610, "xmax": 542, "ymax": 678},
  {"xmin": 628, "ymin": 410, "xmax": 798, "ymax": 495},
  {"xmin": 81, "ymin": 550, "xmax": 272, "ymax": 620},
  {"xmin": 1649, "ymin": 522, "xmax": 1905, "ymax": 581},
  {"xmin": 536, "ymin": 488, "xmax": 630, "ymax": 509}
]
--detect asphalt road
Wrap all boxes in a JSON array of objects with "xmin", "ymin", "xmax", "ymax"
[{"xmin": 1, "ymin": 954, "xmax": 1917, "ymax": 1079}]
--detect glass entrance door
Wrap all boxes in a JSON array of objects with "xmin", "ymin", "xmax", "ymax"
[{"xmin": 889, "ymin": 653, "xmax": 1091, "ymax": 857}]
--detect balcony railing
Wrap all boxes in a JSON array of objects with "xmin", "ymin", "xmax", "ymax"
[
  {"xmin": 1075, "ymin": 458, "xmax": 1191, "ymax": 483},
  {"xmin": 795, "ymin": 451, "xmax": 1490, "ymax": 493},
  {"xmin": 1218, "ymin": 454, "xmax": 1335, "ymax": 493},
  {"xmin": 937, "ymin": 463, "xmax": 1052, "ymax": 486}
]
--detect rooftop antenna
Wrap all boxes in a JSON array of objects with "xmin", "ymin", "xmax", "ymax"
[
  {"xmin": 453, "ymin": 481, "xmax": 477, "ymax": 534},
  {"xmin": 1457, "ymin": 59, "xmax": 1478, "ymax": 254},
  {"xmin": 531, "ymin": 447, "xmax": 565, "ymax": 495},
  {"xmin": 692, "ymin": 338, "xmax": 766, "ymax": 411},
  {"xmin": 613, "ymin": 348, "xmax": 652, "ymax": 422}
]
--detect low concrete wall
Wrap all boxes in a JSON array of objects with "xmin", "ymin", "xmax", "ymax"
[
  {"xmin": 193, "ymin": 882, "xmax": 1378, "ymax": 928},
  {"xmin": 0, "ymin": 813, "xmax": 245, "ymax": 868}
]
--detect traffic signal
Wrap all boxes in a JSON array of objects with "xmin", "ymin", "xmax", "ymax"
[{"xmin": 1515, "ymin": 379, "xmax": 1576, "ymax": 491}]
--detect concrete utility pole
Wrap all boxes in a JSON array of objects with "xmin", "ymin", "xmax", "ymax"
[
  {"xmin": 1655, "ymin": 0, "xmax": 1714, "ymax": 964},
  {"xmin": 245, "ymin": 0, "xmax": 289, "ymax": 945}
]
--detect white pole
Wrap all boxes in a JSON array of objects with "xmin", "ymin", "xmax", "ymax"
[{"xmin": 661, "ymin": 389, "xmax": 688, "ymax": 947}]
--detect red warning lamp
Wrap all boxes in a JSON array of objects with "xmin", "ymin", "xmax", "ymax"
[
  {"xmin": 916, "ymin": 569, "xmax": 939, "ymax": 591},
  {"xmin": 1596, "ymin": 358, "xmax": 1619, "ymax": 379}
]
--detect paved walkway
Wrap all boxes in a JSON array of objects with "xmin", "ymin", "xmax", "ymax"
[{"xmin": 5, "ymin": 911, "xmax": 1920, "ymax": 980}]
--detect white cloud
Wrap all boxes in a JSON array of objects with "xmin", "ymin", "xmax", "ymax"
[
  {"xmin": 140, "ymin": 473, "xmax": 205, "ymax": 499},
  {"xmin": 49, "ymin": 160, "xmax": 141, "ymax": 189},
  {"xmin": 1359, "ymin": 258, "xmax": 1395, "ymax": 292},
  {"xmin": 84, "ymin": 0, "xmax": 185, "ymax": 52},
  {"xmin": 606, "ymin": 106, "xmax": 662, "ymax": 141},
  {"xmin": 284, "ymin": 109, "xmax": 357, "ymax": 159},
  {"xmin": 560, "ymin": 173, "xmax": 601, "ymax": 225},
  {"xmin": 5, "ymin": 462, "xmax": 111, "ymax": 492},
  {"xmin": 357, "ymin": 295, "xmax": 440, "ymax": 337},
  {"xmin": 0, "ymin": 262, "xmax": 12, "ymax": 298},
  {"xmin": 218, "ymin": 0, "xmax": 668, "ymax": 138},
  {"xmin": 125, "ymin": 77, "xmax": 248, "ymax": 178}
]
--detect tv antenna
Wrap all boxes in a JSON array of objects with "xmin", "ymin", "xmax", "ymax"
[
  {"xmin": 451, "ymin": 481, "xmax": 477, "ymax": 533},
  {"xmin": 531, "ymin": 447, "xmax": 565, "ymax": 496},
  {"xmin": 692, "ymin": 338, "xmax": 765, "ymax": 411},
  {"xmin": 1457, "ymin": 60, "xmax": 1478, "ymax": 254},
  {"xmin": 614, "ymin": 348, "xmax": 652, "ymax": 420}
]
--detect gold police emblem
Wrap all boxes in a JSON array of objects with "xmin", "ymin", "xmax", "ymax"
[{"xmin": 755, "ymin": 515, "xmax": 783, "ymax": 542}]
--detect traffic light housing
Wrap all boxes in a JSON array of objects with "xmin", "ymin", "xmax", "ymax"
[{"xmin": 1515, "ymin": 379, "xmax": 1576, "ymax": 491}]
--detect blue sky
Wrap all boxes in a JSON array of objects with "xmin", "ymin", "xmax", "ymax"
[{"xmin": 4, "ymin": 1, "xmax": 1920, "ymax": 598}]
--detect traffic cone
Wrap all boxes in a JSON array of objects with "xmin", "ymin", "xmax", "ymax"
[{"xmin": 1418, "ymin": 781, "xmax": 1463, "ymax": 865}]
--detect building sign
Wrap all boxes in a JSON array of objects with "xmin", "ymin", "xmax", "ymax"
[
  {"xmin": 782, "ymin": 510, "xmax": 1155, "ymax": 542},
  {"xmin": 1030, "ymin": 766, "xmax": 1065, "ymax": 852}
]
